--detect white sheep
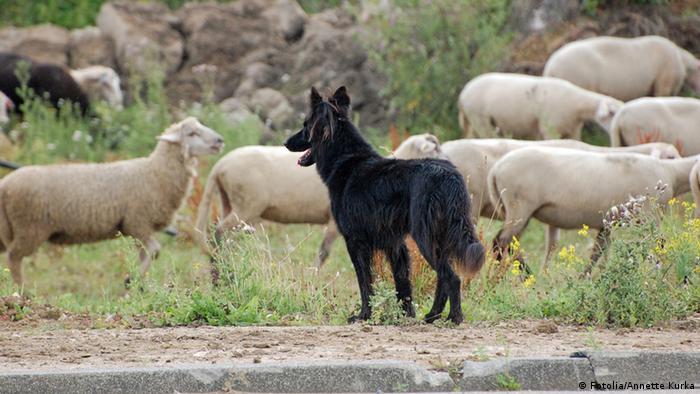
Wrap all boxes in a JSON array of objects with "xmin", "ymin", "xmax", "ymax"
[
  {"xmin": 457, "ymin": 73, "xmax": 623, "ymax": 140},
  {"xmin": 0, "ymin": 91, "xmax": 12, "ymax": 125},
  {"xmin": 0, "ymin": 117, "xmax": 223, "ymax": 286},
  {"xmin": 610, "ymin": 97, "xmax": 700, "ymax": 156},
  {"xmin": 394, "ymin": 134, "xmax": 681, "ymax": 259},
  {"xmin": 195, "ymin": 146, "xmax": 337, "ymax": 274},
  {"xmin": 69, "ymin": 65, "xmax": 124, "ymax": 110},
  {"xmin": 543, "ymin": 35, "xmax": 700, "ymax": 101},
  {"xmin": 488, "ymin": 147, "xmax": 698, "ymax": 268}
]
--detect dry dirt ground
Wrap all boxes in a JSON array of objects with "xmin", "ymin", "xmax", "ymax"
[{"xmin": 1, "ymin": 316, "xmax": 698, "ymax": 373}]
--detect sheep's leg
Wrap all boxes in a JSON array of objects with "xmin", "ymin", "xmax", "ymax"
[
  {"xmin": 7, "ymin": 253, "xmax": 23, "ymax": 287},
  {"xmin": 138, "ymin": 237, "xmax": 161, "ymax": 276},
  {"xmin": 491, "ymin": 212, "xmax": 532, "ymax": 275},
  {"xmin": 385, "ymin": 242, "xmax": 415, "ymax": 318},
  {"xmin": 314, "ymin": 221, "xmax": 339, "ymax": 269},
  {"xmin": 543, "ymin": 225, "xmax": 561, "ymax": 270},
  {"xmin": 584, "ymin": 228, "xmax": 610, "ymax": 275},
  {"xmin": 209, "ymin": 210, "xmax": 261, "ymax": 284}
]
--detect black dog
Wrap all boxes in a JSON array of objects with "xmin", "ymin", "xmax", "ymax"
[{"xmin": 285, "ymin": 87, "xmax": 485, "ymax": 324}]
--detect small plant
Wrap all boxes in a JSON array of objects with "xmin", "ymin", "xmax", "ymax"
[
  {"xmin": 367, "ymin": 280, "xmax": 407, "ymax": 325},
  {"xmin": 496, "ymin": 372, "xmax": 521, "ymax": 391}
]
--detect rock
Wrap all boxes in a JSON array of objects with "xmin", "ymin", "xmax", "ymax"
[
  {"xmin": 219, "ymin": 97, "xmax": 254, "ymax": 124},
  {"xmin": 0, "ymin": 24, "xmax": 70, "ymax": 65},
  {"xmin": 509, "ymin": 0, "xmax": 579, "ymax": 33},
  {"xmin": 261, "ymin": 0, "xmax": 308, "ymax": 42},
  {"xmin": 246, "ymin": 88, "xmax": 296, "ymax": 129},
  {"xmin": 584, "ymin": 351, "xmax": 700, "ymax": 387},
  {"xmin": 234, "ymin": 62, "xmax": 278, "ymax": 98},
  {"xmin": 97, "ymin": 1, "xmax": 184, "ymax": 76},
  {"xmin": 68, "ymin": 27, "xmax": 116, "ymax": 69}
]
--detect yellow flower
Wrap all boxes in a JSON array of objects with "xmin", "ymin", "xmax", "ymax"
[
  {"xmin": 578, "ymin": 224, "xmax": 589, "ymax": 237},
  {"xmin": 510, "ymin": 236, "xmax": 520, "ymax": 252},
  {"xmin": 669, "ymin": 198, "xmax": 678, "ymax": 206},
  {"xmin": 694, "ymin": 266, "xmax": 700, "ymax": 275},
  {"xmin": 2, "ymin": 268, "xmax": 9, "ymax": 272},
  {"xmin": 194, "ymin": 262, "xmax": 202, "ymax": 271},
  {"xmin": 523, "ymin": 274, "xmax": 536, "ymax": 288},
  {"xmin": 511, "ymin": 260, "xmax": 521, "ymax": 276}
]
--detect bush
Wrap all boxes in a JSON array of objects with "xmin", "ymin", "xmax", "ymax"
[{"xmin": 368, "ymin": 0, "xmax": 511, "ymax": 140}]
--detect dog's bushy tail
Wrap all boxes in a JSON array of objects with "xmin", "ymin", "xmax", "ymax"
[{"xmin": 420, "ymin": 173, "xmax": 485, "ymax": 279}]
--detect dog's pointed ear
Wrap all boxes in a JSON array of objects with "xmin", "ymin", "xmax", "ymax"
[
  {"xmin": 330, "ymin": 86, "xmax": 350, "ymax": 116},
  {"xmin": 310, "ymin": 86, "xmax": 322, "ymax": 107}
]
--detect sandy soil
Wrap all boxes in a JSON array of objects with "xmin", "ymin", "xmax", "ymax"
[{"xmin": 1, "ymin": 316, "xmax": 698, "ymax": 373}]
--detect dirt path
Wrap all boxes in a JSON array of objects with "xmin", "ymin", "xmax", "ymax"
[{"xmin": 1, "ymin": 316, "xmax": 698, "ymax": 372}]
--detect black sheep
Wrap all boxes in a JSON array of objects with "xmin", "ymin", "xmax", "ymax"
[{"xmin": 0, "ymin": 52, "xmax": 90, "ymax": 115}]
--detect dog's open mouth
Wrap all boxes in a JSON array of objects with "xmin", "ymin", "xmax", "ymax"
[{"xmin": 297, "ymin": 148, "xmax": 313, "ymax": 166}]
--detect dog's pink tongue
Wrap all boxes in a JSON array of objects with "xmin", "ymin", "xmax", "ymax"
[{"xmin": 297, "ymin": 149, "xmax": 311, "ymax": 165}]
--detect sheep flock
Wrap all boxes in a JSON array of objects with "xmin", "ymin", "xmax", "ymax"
[{"xmin": 1, "ymin": 34, "xmax": 700, "ymax": 293}]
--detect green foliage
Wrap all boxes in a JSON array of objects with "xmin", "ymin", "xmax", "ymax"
[
  {"xmin": 367, "ymin": 280, "xmax": 408, "ymax": 325},
  {"xmin": 369, "ymin": 0, "xmax": 512, "ymax": 140},
  {"xmin": 581, "ymin": 0, "xmax": 668, "ymax": 15}
]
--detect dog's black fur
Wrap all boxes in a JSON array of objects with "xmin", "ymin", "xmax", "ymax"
[
  {"xmin": 285, "ymin": 87, "xmax": 485, "ymax": 324},
  {"xmin": 0, "ymin": 52, "xmax": 90, "ymax": 116}
]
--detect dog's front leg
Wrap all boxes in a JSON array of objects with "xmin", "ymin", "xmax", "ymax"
[{"xmin": 346, "ymin": 242, "xmax": 373, "ymax": 323}]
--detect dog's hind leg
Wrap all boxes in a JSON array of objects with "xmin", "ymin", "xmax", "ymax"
[
  {"xmin": 346, "ymin": 240, "xmax": 374, "ymax": 323},
  {"xmin": 385, "ymin": 242, "xmax": 415, "ymax": 318}
]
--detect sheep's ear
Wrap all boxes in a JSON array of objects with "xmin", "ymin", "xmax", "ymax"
[
  {"xmin": 4, "ymin": 97, "xmax": 14, "ymax": 110},
  {"xmin": 310, "ymin": 87, "xmax": 322, "ymax": 107},
  {"xmin": 158, "ymin": 133, "xmax": 181, "ymax": 143},
  {"xmin": 331, "ymin": 86, "xmax": 350, "ymax": 116},
  {"xmin": 595, "ymin": 101, "xmax": 611, "ymax": 118}
]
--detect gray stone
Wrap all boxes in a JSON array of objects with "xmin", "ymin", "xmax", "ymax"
[
  {"xmin": 97, "ymin": 1, "xmax": 184, "ymax": 76},
  {"xmin": 68, "ymin": 27, "xmax": 116, "ymax": 70},
  {"xmin": 460, "ymin": 357, "xmax": 595, "ymax": 391},
  {"xmin": 0, "ymin": 24, "xmax": 70, "ymax": 65},
  {"xmin": 0, "ymin": 361, "xmax": 454, "ymax": 394},
  {"xmin": 585, "ymin": 351, "xmax": 700, "ymax": 389}
]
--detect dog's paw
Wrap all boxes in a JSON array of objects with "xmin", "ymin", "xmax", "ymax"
[
  {"xmin": 447, "ymin": 312, "xmax": 464, "ymax": 325},
  {"xmin": 347, "ymin": 310, "xmax": 371, "ymax": 323},
  {"xmin": 424, "ymin": 312, "xmax": 441, "ymax": 324}
]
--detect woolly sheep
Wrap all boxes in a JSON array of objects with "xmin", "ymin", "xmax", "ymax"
[
  {"xmin": 195, "ymin": 146, "xmax": 337, "ymax": 275},
  {"xmin": 488, "ymin": 147, "xmax": 698, "ymax": 269},
  {"xmin": 0, "ymin": 117, "xmax": 224, "ymax": 286},
  {"xmin": 394, "ymin": 134, "xmax": 681, "ymax": 259},
  {"xmin": 610, "ymin": 97, "xmax": 700, "ymax": 156},
  {"xmin": 543, "ymin": 35, "xmax": 700, "ymax": 101},
  {"xmin": 0, "ymin": 91, "xmax": 13, "ymax": 125},
  {"xmin": 457, "ymin": 73, "xmax": 623, "ymax": 140},
  {"xmin": 69, "ymin": 65, "xmax": 123, "ymax": 110},
  {"xmin": 0, "ymin": 52, "xmax": 124, "ymax": 115}
]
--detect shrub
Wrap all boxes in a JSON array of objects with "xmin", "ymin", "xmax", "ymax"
[{"xmin": 368, "ymin": 0, "xmax": 512, "ymax": 140}]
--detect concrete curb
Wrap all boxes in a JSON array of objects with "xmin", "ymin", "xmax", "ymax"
[
  {"xmin": 0, "ymin": 352, "xmax": 698, "ymax": 393},
  {"xmin": 0, "ymin": 361, "xmax": 453, "ymax": 394},
  {"xmin": 459, "ymin": 351, "xmax": 700, "ymax": 392}
]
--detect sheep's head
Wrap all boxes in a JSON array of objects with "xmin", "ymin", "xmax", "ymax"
[
  {"xmin": 158, "ymin": 117, "xmax": 224, "ymax": 157},
  {"xmin": 594, "ymin": 98, "xmax": 622, "ymax": 132},
  {"xmin": 71, "ymin": 66, "xmax": 124, "ymax": 110},
  {"xmin": 393, "ymin": 133, "xmax": 445, "ymax": 160},
  {"xmin": 650, "ymin": 144, "xmax": 682, "ymax": 160},
  {"xmin": 0, "ymin": 92, "xmax": 13, "ymax": 125}
]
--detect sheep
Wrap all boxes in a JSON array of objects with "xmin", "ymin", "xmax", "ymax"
[
  {"xmin": 488, "ymin": 147, "xmax": 698, "ymax": 269},
  {"xmin": 0, "ymin": 91, "xmax": 13, "ymax": 125},
  {"xmin": 393, "ymin": 134, "xmax": 681, "ymax": 260},
  {"xmin": 543, "ymin": 35, "xmax": 700, "ymax": 101},
  {"xmin": 610, "ymin": 97, "xmax": 700, "ymax": 156},
  {"xmin": 194, "ymin": 146, "xmax": 337, "ymax": 276},
  {"xmin": 457, "ymin": 73, "xmax": 623, "ymax": 140},
  {"xmin": 69, "ymin": 65, "xmax": 123, "ymax": 110},
  {"xmin": 0, "ymin": 117, "xmax": 224, "ymax": 286},
  {"xmin": 0, "ymin": 52, "xmax": 123, "ymax": 115}
]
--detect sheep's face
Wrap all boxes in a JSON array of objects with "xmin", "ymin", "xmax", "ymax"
[
  {"xmin": 159, "ymin": 117, "xmax": 224, "ymax": 156},
  {"xmin": 594, "ymin": 99, "xmax": 622, "ymax": 132},
  {"xmin": 0, "ymin": 93, "xmax": 12, "ymax": 125},
  {"xmin": 285, "ymin": 86, "xmax": 349, "ymax": 167},
  {"xmin": 77, "ymin": 67, "xmax": 124, "ymax": 110},
  {"xmin": 653, "ymin": 145, "xmax": 682, "ymax": 160},
  {"xmin": 394, "ymin": 133, "xmax": 445, "ymax": 159}
]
